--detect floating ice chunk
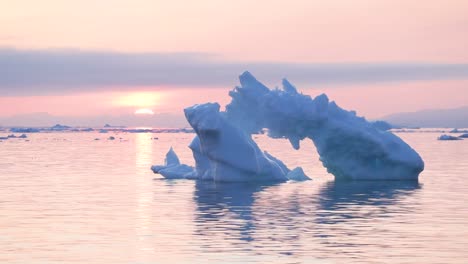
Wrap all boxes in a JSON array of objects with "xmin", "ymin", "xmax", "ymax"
[
  {"xmin": 10, "ymin": 127, "xmax": 40, "ymax": 133},
  {"xmin": 151, "ymin": 147, "xmax": 196, "ymax": 179},
  {"xmin": 157, "ymin": 164, "xmax": 196, "ymax": 179},
  {"xmin": 438, "ymin": 134, "xmax": 463, "ymax": 141},
  {"xmin": 449, "ymin": 128, "xmax": 468, "ymax": 133},
  {"xmin": 50, "ymin": 124, "xmax": 71, "ymax": 131},
  {"xmin": 459, "ymin": 133, "xmax": 468, "ymax": 138},
  {"xmin": 18, "ymin": 134, "xmax": 27, "ymax": 138}
]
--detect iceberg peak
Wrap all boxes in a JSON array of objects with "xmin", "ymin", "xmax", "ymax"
[
  {"xmin": 165, "ymin": 147, "xmax": 180, "ymax": 166},
  {"xmin": 282, "ymin": 78, "xmax": 298, "ymax": 94}
]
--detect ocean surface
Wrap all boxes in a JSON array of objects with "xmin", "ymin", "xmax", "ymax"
[{"xmin": 0, "ymin": 131, "xmax": 467, "ymax": 264}]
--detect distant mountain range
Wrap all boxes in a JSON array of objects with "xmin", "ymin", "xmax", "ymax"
[
  {"xmin": 0, "ymin": 112, "xmax": 189, "ymax": 128},
  {"xmin": 2, "ymin": 106, "xmax": 468, "ymax": 129},
  {"xmin": 382, "ymin": 106, "xmax": 468, "ymax": 128}
]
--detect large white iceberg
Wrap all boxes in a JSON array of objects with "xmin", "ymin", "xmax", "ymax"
[{"xmin": 152, "ymin": 72, "xmax": 424, "ymax": 181}]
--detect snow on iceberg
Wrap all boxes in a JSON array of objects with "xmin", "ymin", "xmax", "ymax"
[{"xmin": 152, "ymin": 71, "xmax": 424, "ymax": 181}]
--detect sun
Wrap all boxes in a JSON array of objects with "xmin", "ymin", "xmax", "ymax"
[
  {"xmin": 134, "ymin": 108, "xmax": 154, "ymax": 115},
  {"xmin": 114, "ymin": 92, "xmax": 160, "ymax": 108}
]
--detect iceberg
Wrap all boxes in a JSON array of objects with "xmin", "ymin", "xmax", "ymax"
[
  {"xmin": 10, "ymin": 127, "xmax": 40, "ymax": 133},
  {"xmin": 152, "ymin": 72, "xmax": 424, "ymax": 181},
  {"xmin": 151, "ymin": 147, "xmax": 196, "ymax": 179},
  {"xmin": 449, "ymin": 128, "xmax": 468, "ymax": 133},
  {"xmin": 49, "ymin": 124, "xmax": 71, "ymax": 131},
  {"xmin": 438, "ymin": 134, "xmax": 463, "ymax": 141},
  {"xmin": 459, "ymin": 133, "xmax": 468, "ymax": 138}
]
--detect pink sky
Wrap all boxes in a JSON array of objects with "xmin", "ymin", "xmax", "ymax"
[{"xmin": 0, "ymin": 0, "xmax": 467, "ymax": 123}]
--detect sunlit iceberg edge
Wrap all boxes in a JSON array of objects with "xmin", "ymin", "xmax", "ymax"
[{"xmin": 152, "ymin": 71, "xmax": 424, "ymax": 182}]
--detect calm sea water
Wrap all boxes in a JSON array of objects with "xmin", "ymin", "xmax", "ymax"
[{"xmin": 0, "ymin": 131, "xmax": 467, "ymax": 263}]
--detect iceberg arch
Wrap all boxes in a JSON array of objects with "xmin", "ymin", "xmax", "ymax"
[{"xmin": 152, "ymin": 72, "xmax": 424, "ymax": 181}]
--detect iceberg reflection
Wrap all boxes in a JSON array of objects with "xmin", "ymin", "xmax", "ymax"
[
  {"xmin": 315, "ymin": 180, "xmax": 421, "ymax": 226},
  {"xmin": 191, "ymin": 179, "xmax": 421, "ymax": 258}
]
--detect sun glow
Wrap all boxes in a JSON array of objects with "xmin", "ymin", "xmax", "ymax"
[
  {"xmin": 134, "ymin": 108, "xmax": 154, "ymax": 115},
  {"xmin": 114, "ymin": 92, "xmax": 160, "ymax": 108}
]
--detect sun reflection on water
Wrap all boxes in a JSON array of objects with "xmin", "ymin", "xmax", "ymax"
[{"xmin": 134, "ymin": 133, "xmax": 156, "ymax": 259}]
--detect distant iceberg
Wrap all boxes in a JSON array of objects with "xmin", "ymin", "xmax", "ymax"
[
  {"xmin": 438, "ymin": 134, "xmax": 463, "ymax": 141},
  {"xmin": 10, "ymin": 127, "xmax": 40, "ymax": 133},
  {"xmin": 449, "ymin": 128, "xmax": 468, "ymax": 133},
  {"xmin": 49, "ymin": 124, "xmax": 71, "ymax": 131},
  {"xmin": 152, "ymin": 72, "xmax": 424, "ymax": 181}
]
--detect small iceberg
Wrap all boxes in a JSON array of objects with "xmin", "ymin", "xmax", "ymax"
[
  {"xmin": 449, "ymin": 128, "xmax": 468, "ymax": 133},
  {"xmin": 438, "ymin": 134, "xmax": 463, "ymax": 141},
  {"xmin": 151, "ymin": 147, "xmax": 197, "ymax": 179},
  {"xmin": 50, "ymin": 124, "xmax": 71, "ymax": 131},
  {"xmin": 10, "ymin": 127, "xmax": 40, "ymax": 133}
]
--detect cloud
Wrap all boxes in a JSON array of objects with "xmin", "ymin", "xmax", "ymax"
[{"xmin": 1, "ymin": 48, "xmax": 468, "ymax": 95}]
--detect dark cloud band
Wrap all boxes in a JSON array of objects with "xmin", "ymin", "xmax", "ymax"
[{"xmin": 1, "ymin": 48, "xmax": 468, "ymax": 95}]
